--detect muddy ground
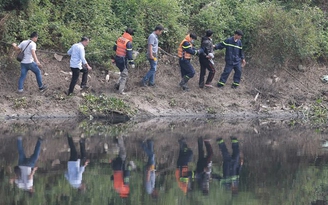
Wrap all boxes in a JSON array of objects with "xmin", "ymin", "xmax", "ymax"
[{"xmin": 0, "ymin": 48, "xmax": 327, "ymax": 119}]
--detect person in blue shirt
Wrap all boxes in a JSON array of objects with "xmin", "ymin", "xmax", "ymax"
[
  {"xmin": 65, "ymin": 133, "xmax": 89, "ymax": 191},
  {"xmin": 67, "ymin": 37, "xmax": 92, "ymax": 96},
  {"xmin": 214, "ymin": 30, "xmax": 247, "ymax": 89},
  {"xmin": 141, "ymin": 139, "xmax": 158, "ymax": 198}
]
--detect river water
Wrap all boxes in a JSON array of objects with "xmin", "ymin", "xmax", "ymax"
[{"xmin": 0, "ymin": 117, "xmax": 327, "ymax": 205}]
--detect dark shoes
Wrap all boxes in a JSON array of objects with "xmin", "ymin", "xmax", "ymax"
[
  {"xmin": 141, "ymin": 80, "xmax": 147, "ymax": 87},
  {"xmin": 231, "ymin": 84, "xmax": 238, "ymax": 89},
  {"xmin": 39, "ymin": 84, "xmax": 48, "ymax": 92},
  {"xmin": 81, "ymin": 85, "xmax": 90, "ymax": 89}
]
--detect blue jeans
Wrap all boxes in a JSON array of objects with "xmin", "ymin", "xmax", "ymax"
[
  {"xmin": 143, "ymin": 59, "xmax": 157, "ymax": 85},
  {"xmin": 141, "ymin": 140, "xmax": 155, "ymax": 166},
  {"xmin": 18, "ymin": 62, "xmax": 43, "ymax": 91},
  {"xmin": 17, "ymin": 138, "xmax": 42, "ymax": 167}
]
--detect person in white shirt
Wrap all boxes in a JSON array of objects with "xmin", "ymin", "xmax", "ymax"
[
  {"xmin": 12, "ymin": 32, "xmax": 48, "ymax": 93},
  {"xmin": 66, "ymin": 37, "xmax": 92, "ymax": 96},
  {"xmin": 65, "ymin": 134, "xmax": 89, "ymax": 190},
  {"xmin": 10, "ymin": 136, "xmax": 42, "ymax": 193}
]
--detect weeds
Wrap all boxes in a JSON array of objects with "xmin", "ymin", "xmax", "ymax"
[
  {"xmin": 79, "ymin": 94, "xmax": 136, "ymax": 117},
  {"xmin": 13, "ymin": 97, "xmax": 27, "ymax": 109}
]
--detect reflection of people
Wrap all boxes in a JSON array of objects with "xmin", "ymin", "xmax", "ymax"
[
  {"xmin": 190, "ymin": 137, "xmax": 213, "ymax": 195},
  {"xmin": 141, "ymin": 139, "xmax": 158, "ymax": 198},
  {"xmin": 65, "ymin": 134, "xmax": 89, "ymax": 190},
  {"xmin": 111, "ymin": 136, "xmax": 134, "ymax": 198},
  {"xmin": 175, "ymin": 138, "xmax": 193, "ymax": 195},
  {"xmin": 11, "ymin": 136, "xmax": 42, "ymax": 192},
  {"xmin": 216, "ymin": 137, "xmax": 243, "ymax": 195}
]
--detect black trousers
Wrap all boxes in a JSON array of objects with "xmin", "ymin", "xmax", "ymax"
[
  {"xmin": 67, "ymin": 136, "xmax": 86, "ymax": 161},
  {"xmin": 196, "ymin": 138, "xmax": 213, "ymax": 173},
  {"xmin": 68, "ymin": 67, "xmax": 88, "ymax": 94},
  {"xmin": 177, "ymin": 142, "xmax": 193, "ymax": 167},
  {"xmin": 199, "ymin": 58, "xmax": 215, "ymax": 87}
]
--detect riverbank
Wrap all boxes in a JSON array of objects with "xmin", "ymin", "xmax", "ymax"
[{"xmin": 0, "ymin": 52, "xmax": 327, "ymax": 121}]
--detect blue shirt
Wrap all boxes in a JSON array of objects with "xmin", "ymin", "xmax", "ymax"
[
  {"xmin": 67, "ymin": 42, "xmax": 87, "ymax": 69},
  {"xmin": 147, "ymin": 32, "xmax": 159, "ymax": 58}
]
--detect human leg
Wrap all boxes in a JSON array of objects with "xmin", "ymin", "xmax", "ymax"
[
  {"xmin": 196, "ymin": 137, "xmax": 205, "ymax": 173},
  {"xmin": 80, "ymin": 67, "xmax": 89, "ymax": 87},
  {"xmin": 119, "ymin": 68, "xmax": 128, "ymax": 93},
  {"xmin": 232, "ymin": 64, "xmax": 242, "ymax": 88},
  {"xmin": 68, "ymin": 68, "xmax": 80, "ymax": 95},
  {"xmin": 18, "ymin": 63, "xmax": 29, "ymax": 91},
  {"xmin": 117, "ymin": 136, "xmax": 126, "ymax": 161},
  {"xmin": 67, "ymin": 135, "xmax": 78, "ymax": 161},
  {"xmin": 217, "ymin": 64, "xmax": 233, "ymax": 87},
  {"xmin": 204, "ymin": 140, "xmax": 213, "ymax": 164},
  {"xmin": 29, "ymin": 62, "xmax": 43, "ymax": 88},
  {"xmin": 199, "ymin": 59, "xmax": 207, "ymax": 88},
  {"xmin": 28, "ymin": 138, "xmax": 42, "ymax": 167},
  {"xmin": 231, "ymin": 137, "xmax": 240, "ymax": 175},
  {"xmin": 143, "ymin": 59, "xmax": 157, "ymax": 85},
  {"xmin": 17, "ymin": 137, "xmax": 26, "ymax": 165},
  {"xmin": 205, "ymin": 62, "xmax": 216, "ymax": 85},
  {"xmin": 217, "ymin": 139, "xmax": 231, "ymax": 178},
  {"xmin": 79, "ymin": 138, "xmax": 86, "ymax": 160}
]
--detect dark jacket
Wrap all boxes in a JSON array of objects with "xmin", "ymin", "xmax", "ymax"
[
  {"xmin": 201, "ymin": 36, "xmax": 213, "ymax": 55},
  {"xmin": 214, "ymin": 37, "xmax": 244, "ymax": 65}
]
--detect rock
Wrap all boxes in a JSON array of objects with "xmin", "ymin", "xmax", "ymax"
[
  {"xmin": 105, "ymin": 74, "xmax": 110, "ymax": 82},
  {"xmin": 44, "ymin": 72, "xmax": 49, "ymax": 76},
  {"xmin": 51, "ymin": 159, "xmax": 60, "ymax": 167},
  {"xmin": 264, "ymin": 78, "xmax": 273, "ymax": 85},
  {"xmin": 298, "ymin": 64, "xmax": 306, "ymax": 72},
  {"xmin": 272, "ymin": 75, "xmax": 280, "ymax": 83}
]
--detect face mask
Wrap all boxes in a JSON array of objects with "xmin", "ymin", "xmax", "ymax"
[{"xmin": 191, "ymin": 40, "xmax": 194, "ymax": 44}]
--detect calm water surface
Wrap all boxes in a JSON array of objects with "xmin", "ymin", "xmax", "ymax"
[{"xmin": 0, "ymin": 118, "xmax": 327, "ymax": 205}]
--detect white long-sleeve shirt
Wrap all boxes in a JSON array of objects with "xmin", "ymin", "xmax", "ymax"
[
  {"xmin": 65, "ymin": 159, "xmax": 85, "ymax": 188},
  {"xmin": 67, "ymin": 42, "xmax": 87, "ymax": 69}
]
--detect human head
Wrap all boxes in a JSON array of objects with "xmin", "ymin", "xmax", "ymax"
[
  {"xmin": 234, "ymin": 30, "xmax": 243, "ymax": 40},
  {"xmin": 189, "ymin": 33, "xmax": 197, "ymax": 41},
  {"xmin": 154, "ymin": 24, "xmax": 164, "ymax": 35},
  {"xmin": 205, "ymin": 30, "xmax": 213, "ymax": 38},
  {"xmin": 125, "ymin": 28, "xmax": 134, "ymax": 36},
  {"xmin": 30, "ymin": 32, "xmax": 38, "ymax": 42},
  {"xmin": 80, "ymin": 37, "xmax": 90, "ymax": 47}
]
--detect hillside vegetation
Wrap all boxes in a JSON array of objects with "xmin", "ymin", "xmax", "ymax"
[{"xmin": 1, "ymin": 0, "xmax": 328, "ymax": 68}]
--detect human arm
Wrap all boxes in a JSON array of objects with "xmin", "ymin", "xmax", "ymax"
[
  {"xmin": 126, "ymin": 41, "xmax": 134, "ymax": 65},
  {"xmin": 80, "ymin": 47, "xmax": 92, "ymax": 70},
  {"xmin": 84, "ymin": 159, "xmax": 90, "ymax": 167},
  {"xmin": 113, "ymin": 43, "xmax": 117, "ymax": 51},
  {"xmin": 31, "ymin": 49, "xmax": 41, "ymax": 66},
  {"xmin": 182, "ymin": 41, "xmax": 199, "ymax": 56},
  {"xmin": 213, "ymin": 39, "xmax": 228, "ymax": 50},
  {"xmin": 28, "ymin": 167, "xmax": 38, "ymax": 180},
  {"xmin": 12, "ymin": 43, "xmax": 21, "ymax": 51},
  {"xmin": 240, "ymin": 44, "xmax": 246, "ymax": 67}
]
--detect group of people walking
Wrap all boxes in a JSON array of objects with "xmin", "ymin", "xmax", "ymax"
[{"xmin": 12, "ymin": 26, "xmax": 246, "ymax": 95}]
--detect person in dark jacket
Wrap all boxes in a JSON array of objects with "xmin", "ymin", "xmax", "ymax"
[
  {"xmin": 178, "ymin": 33, "xmax": 202, "ymax": 91},
  {"xmin": 113, "ymin": 28, "xmax": 135, "ymax": 95},
  {"xmin": 189, "ymin": 137, "xmax": 213, "ymax": 195},
  {"xmin": 214, "ymin": 30, "xmax": 246, "ymax": 89},
  {"xmin": 216, "ymin": 137, "xmax": 243, "ymax": 195},
  {"xmin": 199, "ymin": 30, "xmax": 216, "ymax": 88}
]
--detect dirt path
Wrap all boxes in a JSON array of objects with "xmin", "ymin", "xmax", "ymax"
[{"xmin": 0, "ymin": 52, "xmax": 327, "ymax": 120}]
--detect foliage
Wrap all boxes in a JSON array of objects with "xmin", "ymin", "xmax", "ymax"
[
  {"xmin": 0, "ymin": 0, "xmax": 328, "ymax": 68},
  {"xmin": 79, "ymin": 94, "xmax": 136, "ymax": 117}
]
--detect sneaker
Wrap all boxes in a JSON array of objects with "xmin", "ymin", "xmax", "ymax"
[
  {"xmin": 17, "ymin": 136, "xmax": 23, "ymax": 141},
  {"xmin": 216, "ymin": 138, "xmax": 224, "ymax": 144},
  {"xmin": 38, "ymin": 136, "xmax": 43, "ymax": 142},
  {"xmin": 140, "ymin": 80, "xmax": 147, "ymax": 87},
  {"xmin": 217, "ymin": 83, "xmax": 224, "ymax": 88},
  {"xmin": 148, "ymin": 83, "xmax": 156, "ymax": 87},
  {"xmin": 205, "ymin": 84, "xmax": 213, "ymax": 88},
  {"xmin": 18, "ymin": 89, "xmax": 23, "ymax": 94},
  {"xmin": 39, "ymin": 85, "xmax": 48, "ymax": 92},
  {"xmin": 81, "ymin": 85, "xmax": 89, "ymax": 89},
  {"xmin": 120, "ymin": 92, "xmax": 127, "ymax": 95},
  {"xmin": 231, "ymin": 84, "xmax": 238, "ymax": 89}
]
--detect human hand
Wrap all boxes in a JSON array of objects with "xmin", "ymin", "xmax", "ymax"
[
  {"xmin": 131, "ymin": 64, "xmax": 135, "ymax": 69},
  {"xmin": 12, "ymin": 43, "xmax": 17, "ymax": 47},
  {"xmin": 242, "ymin": 59, "xmax": 246, "ymax": 67},
  {"xmin": 33, "ymin": 167, "xmax": 38, "ymax": 171},
  {"xmin": 84, "ymin": 160, "xmax": 90, "ymax": 166},
  {"xmin": 36, "ymin": 61, "xmax": 41, "ymax": 67},
  {"xmin": 87, "ymin": 65, "xmax": 92, "ymax": 70}
]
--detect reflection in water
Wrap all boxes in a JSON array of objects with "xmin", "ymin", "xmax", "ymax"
[
  {"xmin": 65, "ymin": 134, "xmax": 89, "ymax": 190},
  {"xmin": 0, "ymin": 118, "xmax": 328, "ymax": 204},
  {"xmin": 11, "ymin": 137, "xmax": 42, "ymax": 194}
]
